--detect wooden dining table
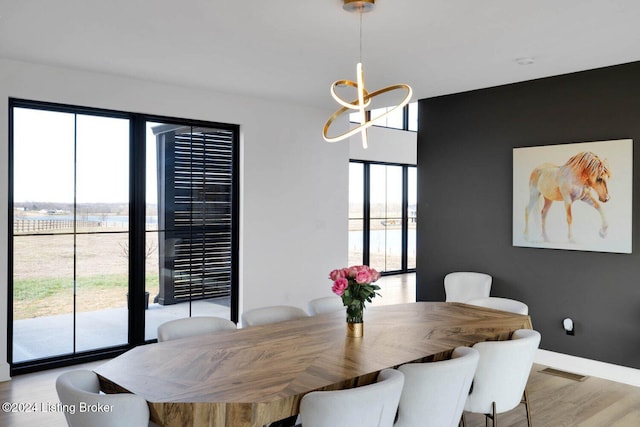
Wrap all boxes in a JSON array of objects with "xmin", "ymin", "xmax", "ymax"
[{"xmin": 95, "ymin": 302, "xmax": 533, "ymax": 427}]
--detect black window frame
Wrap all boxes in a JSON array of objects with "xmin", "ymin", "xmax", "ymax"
[
  {"xmin": 8, "ymin": 98, "xmax": 240, "ymax": 374},
  {"xmin": 349, "ymin": 102, "xmax": 418, "ymax": 132},
  {"xmin": 349, "ymin": 159, "xmax": 416, "ymax": 275}
]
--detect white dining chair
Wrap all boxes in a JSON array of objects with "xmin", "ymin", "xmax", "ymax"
[
  {"xmin": 157, "ymin": 316, "xmax": 237, "ymax": 342},
  {"xmin": 395, "ymin": 347, "xmax": 479, "ymax": 427},
  {"xmin": 241, "ymin": 305, "xmax": 309, "ymax": 327},
  {"xmin": 466, "ymin": 297, "xmax": 529, "ymax": 315},
  {"xmin": 307, "ymin": 296, "xmax": 344, "ymax": 315},
  {"xmin": 56, "ymin": 369, "xmax": 155, "ymax": 427},
  {"xmin": 462, "ymin": 329, "xmax": 541, "ymax": 427},
  {"xmin": 299, "ymin": 368, "xmax": 405, "ymax": 427},
  {"xmin": 444, "ymin": 272, "xmax": 492, "ymax": 303}
]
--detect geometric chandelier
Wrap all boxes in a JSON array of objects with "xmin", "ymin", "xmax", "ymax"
[{"xmin": 322, "ymin": 0, "xmax": 413, "ymax": 149}]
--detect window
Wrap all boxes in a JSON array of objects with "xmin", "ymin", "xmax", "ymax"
[
  {"xmin": 370, "ymin": 106, "xmax": 404, "ymax": 129},
  {"xmin": 348, "ymin": 163, "xmax": 364, "ymax": 266},
  {"xmin": 11, "ymin": 107, "xmax": 130, "ymax": 363},
  {"xmin": 370, "ymin": 164, "xmax": 403, "ymax": 271},
  {"xmin": 407, "ymin": 102, "xmax": 418, "ymax": 132},
  {"xmin": 349, "ymin": 160, "xmax": 417, "ymax": 274},
  {"xmin": 349, "ymin": 101, "xmax": 418, "ymax": 132},
  {"xmin": 9, "ymin": 99, "xmax": 239, "ymax": 373}
]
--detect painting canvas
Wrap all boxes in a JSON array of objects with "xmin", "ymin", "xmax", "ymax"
[{"xmin": 513, "ymin": 139, "xmax": 632, "ymax": 253}]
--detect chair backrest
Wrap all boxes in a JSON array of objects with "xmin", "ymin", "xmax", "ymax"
[
  {"xmin": 466, "ymin": 297, "xmax": 529, "ymax": 315},
  {"xmin": 56, "ymin": 369, "xmax": 150, "ymax": 427},
  {"xmin": 444, "ymin": 271, "xmax": 492, "ymax": 302},
  {"xmin": 241, "ymin": 305, "xmax": 308, "ymax": 327},
  {"xmin": 157, "ymin": 316, "xmax": 237, "ymax": 342},
  {"xmin": 465, "ymin": 329, "xmax": 541, "ymax": 414},
  {"xmin": 308, "ymin": 296, "xmax": 344, "ymax": 315},
  {"xmin": 395, "ymin": 346, "xmax": 479, "ymax": 427},
  {"xmin": 299, "ymin": 368, "xmax": 404, "ymax": 427}
]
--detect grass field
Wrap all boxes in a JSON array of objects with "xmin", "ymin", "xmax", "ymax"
[{"xmin": 12, "ymin": 229, "xmax": 159, "ymax": 319}]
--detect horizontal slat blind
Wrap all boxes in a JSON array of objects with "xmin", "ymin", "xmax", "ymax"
[{"xmin": 159, "ymin": 126, "xmax": 234, "ymax": 304}]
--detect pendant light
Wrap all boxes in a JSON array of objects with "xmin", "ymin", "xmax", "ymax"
[{"xmin": 323, "ymin": 0, "xmax": 413, "ymax": 149}]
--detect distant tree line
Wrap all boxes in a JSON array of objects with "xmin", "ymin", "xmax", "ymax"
[{"xmin": 15, "ymin": 202, "xmax": 129, "ymax": 215}]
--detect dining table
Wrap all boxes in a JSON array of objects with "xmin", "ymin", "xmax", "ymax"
[{"xmin": 94, "ymin": 302, "xmax": 533, "ymax": 427}]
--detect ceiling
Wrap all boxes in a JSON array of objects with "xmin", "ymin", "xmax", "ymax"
[{"xmin": 1, "ymin": 0, "xmax": 640, "ymax": 110}]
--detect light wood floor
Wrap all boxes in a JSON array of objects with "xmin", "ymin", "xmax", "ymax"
[{"xmin": 1, "ymin": 273, "xmax": 639, "ymax": 426}]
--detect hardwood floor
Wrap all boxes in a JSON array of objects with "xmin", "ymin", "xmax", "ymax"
[
  {"xmin": 1, "ymin": 273, "xmax": 639, "ymax": 426},
  {"xmin": 373, "ymin": 272, "xmax": 417, "ymax": 306},
  {"xmin": 464, "ymin": 366, "xmax": 640, "ymax": 426}
]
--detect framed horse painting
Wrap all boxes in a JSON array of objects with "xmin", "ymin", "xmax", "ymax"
[{"xmin": 513, "ymin": 139, "xmax": 633, "ymax": 253}]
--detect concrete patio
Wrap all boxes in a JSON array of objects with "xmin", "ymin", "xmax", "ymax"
[{"xmin": 13, "ymin": 297, "xmax": 231, "ymax": 363}]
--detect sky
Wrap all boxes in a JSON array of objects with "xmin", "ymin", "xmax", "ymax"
[
  {"xmin": 349, "ymin": 162, "xmax": 417, "ymax": 207},
  {"xmin": 12, "ymin": 108, "xmax": 158, "ymax": 205}
]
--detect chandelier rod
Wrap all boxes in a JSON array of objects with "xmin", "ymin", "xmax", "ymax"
[{"xmin": 359, "ymin": 12, "xmax": 363, "ymax": 64}]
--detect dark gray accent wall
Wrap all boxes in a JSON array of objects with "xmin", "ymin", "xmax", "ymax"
[{"xmin": 417, "ymin": 61, "xmax": 640, "ymax": 369}]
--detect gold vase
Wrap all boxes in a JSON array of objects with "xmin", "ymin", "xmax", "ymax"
[{"xmin": 346, "ymin": 321, "xmax": 364, "ymax": 338}]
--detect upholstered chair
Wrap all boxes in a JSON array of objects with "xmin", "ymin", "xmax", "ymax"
[
  {"xmin": 157, "ymin": 316, "xmax": 236, "ymax": 342},
  {"xmin": 466, "ymin": 297, "xmax": 529, "ymax": 315},
  {"xmin": 462, "ymin": 329, "xmax": 541, "ymax": 426},
  {"xmin": 395, "ymin": 346, "xmax": 479, "ymax": 427},
  {"xmin": 241, "ymin": 305, "xmax": 308, "ymax": 327},
  {"xmin": 299, "ymin": 368, "xmax": 405, "ymax": 427},
  {"xmin": 56, "ymin": 369, "xmax": 154, "ymax": 427},
  {"xmin": 444, "ymin": 272, "xmax": 492, "ymax": 303},
  {"xmin": 307, "ymin": 296, "xmax": 344, "ymax": 315}
]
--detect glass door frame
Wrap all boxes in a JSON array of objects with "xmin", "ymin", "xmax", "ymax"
[
  {"xmin": 8, "ymin": 99, "xmax": 239, "ymax": 375},
  {"xmin": 349, "ymin": 159, "xmax": 416, "ymax": 275}
]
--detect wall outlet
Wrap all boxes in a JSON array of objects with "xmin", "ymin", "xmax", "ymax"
[{"xmin": 562, "ymin": 317, "xmax": 575, "ymax": 336}]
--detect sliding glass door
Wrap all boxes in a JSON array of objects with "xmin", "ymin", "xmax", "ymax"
[
  {"xmin": 349, "ymin": 161, "xmax": 416, "ymax": 274},
  {"xmin": 11, "ymin": 107, "xmax": 130, "ymax": 362},
  {"xmin": 348, "ymin": 162, "xmax": 365, "ymax": 266},
  {"xmin": 370, "ymin": 164, "xmax": 403, "ymax": 272},
  {"xmin": 9, "ymin": 99, "xmax": 239, "ymax": 373},
  {"xmin": 144, "ymin": 122, "xmax": 237, "ymax": 341}
]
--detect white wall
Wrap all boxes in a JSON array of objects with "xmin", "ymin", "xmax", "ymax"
[
  {"xmin": 349, "ymin": 125, "xmax": 417, "ymax": 164},
  {"xmin": 0, "ymin": 59, "xmax": 349, "ymax": 380}
]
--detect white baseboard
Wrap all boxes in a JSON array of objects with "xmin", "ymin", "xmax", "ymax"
[
  {"xmin": 0, "ymin": 362, "xmax": 10, "ymax": 382},
  {"xmin": 535, "ymin": 349, "xmax": 640, "ymax": 387}
]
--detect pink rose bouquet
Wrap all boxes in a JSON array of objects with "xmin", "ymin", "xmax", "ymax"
[{"xmin": 329, "ymin": 265, "xmax": 381, "ymax": 323}]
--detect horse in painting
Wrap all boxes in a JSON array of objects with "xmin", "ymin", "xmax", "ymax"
[{"xmin": 524, "ymin": 151, "xmax": 611, "ymax": 242}]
